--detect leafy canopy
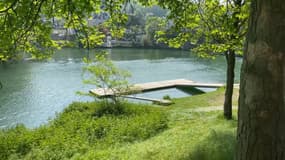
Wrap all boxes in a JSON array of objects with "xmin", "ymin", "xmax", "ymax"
[
  {"xmin": 0, "ymin": 0, "xmax": 128, "ymax": 61},
  {"xmin": 0, "ymin": 0, "xmax": 250, "ymax": 61},
  {"xmin": 155, "ymin": 0, "xmax": 250, "ymax": 57}
]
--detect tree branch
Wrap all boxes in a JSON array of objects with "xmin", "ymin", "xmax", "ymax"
[
  {"xmin": 0, "ymin": 0, "xmax": 18, "ymax": 14},
  {"xmin": 15, "ymin": 0, "xmax": 46, "ymax": 46}
]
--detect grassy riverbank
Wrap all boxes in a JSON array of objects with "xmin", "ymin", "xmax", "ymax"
[{"xmin": 0, "ymin": 88, "xmax": 239, "ymax": 160}]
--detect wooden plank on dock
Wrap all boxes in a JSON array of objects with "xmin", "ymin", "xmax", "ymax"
[
  {"xmin": 133, "ymin": 79, "xmax": 194, "ymax": 91},
  {"xmin": 89, "ymin": 79, "xmax": 227, "ymax": 98}
]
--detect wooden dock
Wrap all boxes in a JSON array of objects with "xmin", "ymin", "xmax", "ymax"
[
  {"xmin": 89, "ymin": 79, "xmax": 236, "ymax": 105},
  {"xmin": 89, "ymin": 79, "xmax": 225, "ymax": 98}
]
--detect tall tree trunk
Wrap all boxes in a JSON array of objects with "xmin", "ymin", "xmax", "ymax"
[
  {"xmin": 224, "ymin": 50, "xmax": 235, "ymax": 120},
  {"xmin": 223, "ymin": 0, "xmax": 242, "ymax": 120},
  {"xmin": 236, "ymin": 0, "xmax": 285, "ymax": 159}
]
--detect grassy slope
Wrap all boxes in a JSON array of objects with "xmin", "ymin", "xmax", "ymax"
[
  {"xmin": 0, "ymin": 88, "xmax": 239, "ymax": 160},
  {"xmin": 75, "ymin": 87, "xmax": 240, "ymax": 160}
]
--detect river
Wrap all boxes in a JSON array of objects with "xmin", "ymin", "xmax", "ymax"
[{"xmin": 0, "ymin": 48, "xmax": 242, "ymax": 128}]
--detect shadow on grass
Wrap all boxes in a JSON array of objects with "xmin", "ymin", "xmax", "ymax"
[{"xmin": 183, "ymin": 130, "xmax": 236, "ymax": 160}]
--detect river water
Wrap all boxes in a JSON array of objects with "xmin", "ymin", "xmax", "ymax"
[{"xmin": 0, "ymin": 48, "xmax": 242, "ymax": 128}]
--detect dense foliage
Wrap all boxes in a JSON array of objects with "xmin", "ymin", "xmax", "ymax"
[
  {"xmin": 155, "ymin": 0, "xmax": 249, "ymax": 56},
  {"xmin": 0, "ymin": 101, "xmax": 168, "ymax": 160},
  {"xmin": 0, "ymin": 0, "xmax": 127, "ymax": 61}
]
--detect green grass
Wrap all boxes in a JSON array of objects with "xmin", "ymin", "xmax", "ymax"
[
  {"xmin": 0, "ymin": 88, "xmax": 239, "ymax": 160},
  {"xmin": 170, "ymin": 87, "xmax": 239, "ymax": 109}
]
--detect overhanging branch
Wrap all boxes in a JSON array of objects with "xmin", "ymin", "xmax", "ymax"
[{"xmin": 0, "ymin": 0, "xmax": 18, "ymax": 14}]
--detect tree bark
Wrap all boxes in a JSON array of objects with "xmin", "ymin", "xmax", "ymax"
[
  {"xmin": 236, "ymin": 0, "xmax": 285, "ymax": 159},
  {"xmin": 224, "ymin": 50, "xmax": 235, "ymax": 120}
]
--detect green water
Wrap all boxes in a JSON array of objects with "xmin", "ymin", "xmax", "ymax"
[{"xmin": 0, "ymin": 48, "xmax": 242, "ymax": 128}]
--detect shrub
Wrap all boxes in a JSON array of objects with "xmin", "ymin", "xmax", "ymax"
[
  {"xmin": 163, "ymin": 95, "xmax": 171, "ymax": 100},
  {"xmin": 0, "ymin": 102, "xmax": 168, "ymax": 160},
  {"xmin": 92, "ymin": 101, "xmax": 126, "ymax": 117},
  {"xmin": 82, "ymin": 52, "xmax": 131, "ymax": 105},
  {"xmin": 0, "ymin": 125, "xmax": 33, "ymax": 159}
]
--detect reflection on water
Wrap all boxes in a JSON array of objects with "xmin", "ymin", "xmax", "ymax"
[
  {"xmin": 52, "ymin": 48, "xmax": 192, "ymax": 62},
  {"xmin": 0, "ymin": 48, "xmax": 242, "ymax": 128}
]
